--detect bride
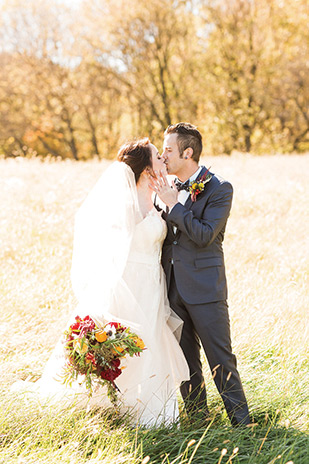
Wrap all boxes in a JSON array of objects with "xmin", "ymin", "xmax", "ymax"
[{"xmin": 12, "ymin": 138, "xmax": 189, "ymax": 426}]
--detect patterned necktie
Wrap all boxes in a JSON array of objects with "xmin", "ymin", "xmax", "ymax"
[{"xmin": 174, "ymin": 179, "xmax": 190, "ymax": 192}]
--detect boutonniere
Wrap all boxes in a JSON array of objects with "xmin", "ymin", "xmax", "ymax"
[{"xmin": 189, "ymin": 168, "xmax": 212, "ymax": 202}]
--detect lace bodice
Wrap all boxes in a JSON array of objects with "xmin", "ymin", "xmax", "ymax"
[{"xmin": 127, "ymin": 208, "xmax": 167, "ymax": 265}]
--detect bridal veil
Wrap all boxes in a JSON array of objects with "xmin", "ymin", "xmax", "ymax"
[{"xmin": 71, "ymin": 161, "xmax": 140, "ymax": 325}]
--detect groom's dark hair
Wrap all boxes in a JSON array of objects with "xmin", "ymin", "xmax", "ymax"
[
  {"xmin": 117, "ymin": 138, "xmax": 152, "ymax": 184},
  {"xmin": 164, "ymin": 122, "xmax": 203, "ymax": 162}
]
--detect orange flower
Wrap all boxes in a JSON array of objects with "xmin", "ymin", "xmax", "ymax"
[
  {"xmin": 112, "ymin": 346, "xmax": 125, "ymax": 355},
  {"xmin": 95, "ymin": 330, "xmax": 107, "ymax": 342},
  {"xmin": 73, "ymin": 338, "xmax": 88, "ymax": 354},
  {"xmin": 134, "ymin": 337, "xmax": 145, "ymax": 350}
]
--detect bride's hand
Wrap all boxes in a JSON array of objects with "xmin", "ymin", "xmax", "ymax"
[{"xmin": 149, "ymin": 171, "xmax": 178, "ymax": 209}]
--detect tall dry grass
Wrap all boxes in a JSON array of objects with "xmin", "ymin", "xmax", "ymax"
[{"xmin": 0, "ymin": 154, "xmax": 308, "ymax": 463}]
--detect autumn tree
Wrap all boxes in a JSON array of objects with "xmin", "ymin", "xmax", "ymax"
[
  {"xmin": 81, "ymin": 0, "xmax": 203, "ymax": 145},
  {"xmin": 198, "ymin": 0, "xmax": 309, "ymax": 154},
  {"xmin": 0, "ymin": 0, "xmax": 308, "ymax": 157}
]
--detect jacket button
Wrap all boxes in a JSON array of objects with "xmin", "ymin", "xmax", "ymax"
[{"xmin": 173, "ymin": 240, "xmax": 177, "ymax": 245}]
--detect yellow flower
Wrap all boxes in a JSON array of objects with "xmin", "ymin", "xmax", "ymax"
[
  {"xmin": 192, "ymin": 183, "xmax": 198, "ymax": 189},
  {"xmin": 95, "ymin": 330, "xmax": 107, "ymax": 342},
  {"xmin": 198, "ymin": 182, "xmax": 204, "ymax": 189},
  {"xmin": 73, "ymin": 338, "xmax": 88, "ymax": 354},
  {"xmin": 134, "ymin": 337, "xmax": 145, "ymax": 350}
]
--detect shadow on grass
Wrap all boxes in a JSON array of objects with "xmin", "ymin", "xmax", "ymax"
[
  {"xmin": 1, "ymin": 395, "xmax": 308, "ymax": 464},
  {"xmin": 134, "ymin": 408, "xmax": 309, "ymax": 464},
  {"xmin": 81, "ymin": 405, "xmax": 309, "ymax": 463}
]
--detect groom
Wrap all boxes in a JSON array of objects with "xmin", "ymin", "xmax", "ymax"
[{"xmin": 151, "ymin": 122, "xmax": 250, "ymax": 426}]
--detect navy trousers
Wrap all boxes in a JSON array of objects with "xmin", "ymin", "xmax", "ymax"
[{"xmin": 169, "ymin": 269, "xmax": 250, "ymax": 425}]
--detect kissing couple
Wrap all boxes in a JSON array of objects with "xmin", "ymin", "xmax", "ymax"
[{"xmin": 14, "ymin": 122, "xmax": 250, "ymax": 428}]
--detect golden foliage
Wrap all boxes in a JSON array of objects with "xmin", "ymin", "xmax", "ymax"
[{"xmin": 0, "ymin": 0, "xmax": 308, "ymax": 158}]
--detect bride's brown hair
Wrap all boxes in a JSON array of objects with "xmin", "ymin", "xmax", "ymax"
[{"xmin": 117, "ymin": 138, "xmax": 152, "ymax": 184}]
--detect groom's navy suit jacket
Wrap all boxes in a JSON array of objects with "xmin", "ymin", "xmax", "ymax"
[{"xmin": 161, "ymin": 167, "xmax": 233, "ymax": 305}]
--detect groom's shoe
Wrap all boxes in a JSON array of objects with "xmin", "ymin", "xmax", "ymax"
[
  {"xmin": 229, "ymin": 409, "xmax": 251, "ymax": 427},
  {"xmin": 231, "ymin": 416, "xmax": 251, "ymax": 428}
]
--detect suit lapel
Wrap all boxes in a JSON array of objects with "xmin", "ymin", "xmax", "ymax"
[
  {"xmin": 172, "ymin": 167, "xmax": 209, "ymax": 239},
  {"xmin": 167, "ymin": 167, "xmax": 213, "ymax": 238}
]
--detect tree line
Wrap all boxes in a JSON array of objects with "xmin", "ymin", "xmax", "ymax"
[{"xmin": 0, "ymin": 0, "xmax": 308, "ymax": 159}]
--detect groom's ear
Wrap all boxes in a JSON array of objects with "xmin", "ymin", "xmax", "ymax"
[{"xmin": 183, "ymin": 147, "xmax": 193, "ymax": 159}]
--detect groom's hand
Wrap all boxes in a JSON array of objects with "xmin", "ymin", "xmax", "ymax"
[{"xmin": 149, "ymin": 171, "xmax": 178, "ymax": 209}]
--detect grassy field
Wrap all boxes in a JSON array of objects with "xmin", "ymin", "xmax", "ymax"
[{"xmin": 0, "ymin": 154, "xmax": 308, "ymax": 464}]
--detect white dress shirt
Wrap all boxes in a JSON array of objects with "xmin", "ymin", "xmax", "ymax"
[{"xmin": 171, "ymin": 166, "xmax": 202, "ymax": 233}]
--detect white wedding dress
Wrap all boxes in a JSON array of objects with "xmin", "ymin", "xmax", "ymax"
[
  {"xmin": 12, "ymin": 190, "xmax": 189, "ymax": 426},
  {"xmin": 109, "ymin": 206, "xmax": 189, "ymax": 424}
]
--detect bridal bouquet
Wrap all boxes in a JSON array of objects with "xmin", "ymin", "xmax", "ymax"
[{"xmin": 61, "ymin": 315, "xmax": 145, "ymax": 404}]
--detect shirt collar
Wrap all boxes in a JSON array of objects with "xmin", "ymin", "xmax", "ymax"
[{"xmin": 188, "ymin": 166, "xmax": 202, "ymax": 183}]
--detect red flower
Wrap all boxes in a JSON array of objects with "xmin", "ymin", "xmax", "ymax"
[
  {"xmin": 109, "ymin": 322, "xmax": 120, "ymax": 329},
  {"xmin": 100, "ymin": 366, "xmax": 122, "ymax": 382},
  {"xmin": 70, "ymin": 315, "xmax": 96, "ymax": 336},
  {"xmin": 86, "ymin": 352, "xmax": 97, "ymax": 367},
  {"xmin": 111, "ymin": 358, "xmax": 120, "ymax": 368},
  {"xmin": 79, "ymin": 316, "xmax": 96, "ymax": 336},
  {"xmin": 109, "ymin": 322, "xmax": 126, "ymax": 332},
  {"xmin": 70, "ymin": 316, "xmax": 82, "ymax": 333}
]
